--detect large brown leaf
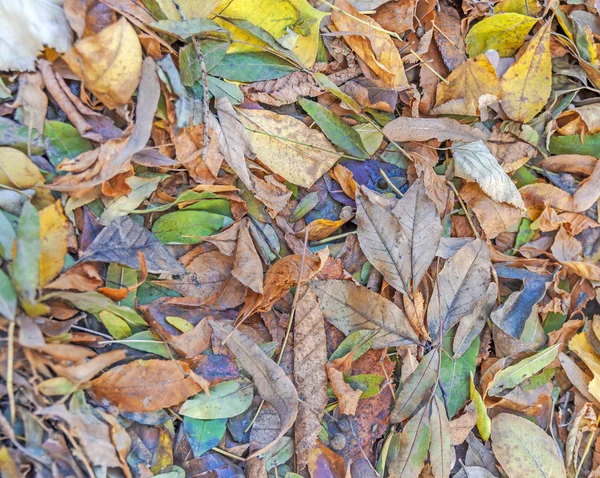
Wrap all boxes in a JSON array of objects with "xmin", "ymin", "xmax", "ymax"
[
  {"xmin": 310, "ymin": 279, "xmax": 419, "ymax": 348},
  {"xmin": 427, "ymin": 239, "xmax": 492, "ymax": 341},
  {"xmin": 293, "ymin": 287, "xmax": 329, "ymax": 470},
  {"xmin": 210, "ymin": 321, "xmax": 298, "ymax": 458},
  {"xmin": 90, "ymin": 359, "xmax": 205, "ymax": 412},
  {"xmin": 382, "ymin": 117, "xmax": 488, "ymax": 143}
]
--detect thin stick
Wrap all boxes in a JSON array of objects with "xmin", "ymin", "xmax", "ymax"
[
  {"xmin": 7, "ymin": 321, "xmax": 15, "ymax": 425},
  {"xmin": 379, "ymin": 168, "xmax": 404, "ymax": 197},
  {"xmin": 311, "ymin": 230, "xmax": 356, "ymax": 245},
  {"xmin": 410, "ymin": 49, "xmax": 449, "ymax": 84}
]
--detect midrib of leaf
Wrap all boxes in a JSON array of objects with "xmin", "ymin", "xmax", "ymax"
[{"xmin": 505, "ymin": 425, "xmax": 550, "ymax": 478}]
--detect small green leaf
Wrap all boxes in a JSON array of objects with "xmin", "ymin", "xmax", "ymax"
[
  {"xmin": 329, "ymin": 330, "xmax": 376, "ymax": 362},
  {"xmin": 0, "ymin": 211, "xmax": 15, "ymax": 260},
  {"xmin": 345, "ymin": 373, "xmax": 383, "ymax": 399},
  {"xmin": 0, "ymin": 117, "xmax": 45, "ymax": 155},
  {"xmin": 488, "ymin": 343, "xmax": 560, "ymax": 396},
  {"xmin": 263, "ymin": 436, "xmax": 294, "ymax": 471},
  {"xmin": 207, "ymin": 76, "xmax": 244, "ymax": 104},
  {"xmin": 150, "ymin": 18, "xmax": 224, "ymax": 40},
  {"xmin": 470, "ymin": 373, "xmax": 491, "ymax": 441},
  {"xmin": 388, "ymin": 406, "xmax": 431, "ymax": 477},
  {"xmin": 166, "ymin": 316, "xmax": 194, "ymax": 333},
  {"xmin": 183, "ymin": 417, "xmax": 227, "ymax": 457},
  {"xmin": 180, "ymin": 43, "xmax": 202, "ymax": 87},
  {"xmin": 210, "ymin": 53, "xmax": 296, "ymax": 82},
  {"xmin": 58, "ymin": 291, "xmax": 146, "ymax": 328},
  {"xmin": 180, "ymin": 379, "xmax": 254, "ymax": 419},
  {"xmin": 105, "ymin": 263, "xmax": 139, "ymax": 308},
  {"xmin": 152, "ymin": 210, "xmax": 233, "ymax": 244},
  {"xmin": 201, "ymin": 40, "xmax": 230, "ymax": 72},
  {"xmin": 98, "ymin": 310, "xmax": 132, "ymax": 340},
  {"xmin": 549, "ymin": 132, "xmax": 600, "ymax": 157},
  {"xmin": 298, "ymin": 98, "xmax": 369, "ymax": 159},
  {"xmin": 44, "ymin": 121, "xmax": 93, "ymax": 168},
  {"xmin": 121, "ymin": 330, "xmax": 170, "ymax": 358},
  {"xmin": 353, "ymin": 123, "xmax": 383, "ymax": 155},
  {"xmin": 0, "ymin": 269, "xmax": 16, "ymax": 320}
]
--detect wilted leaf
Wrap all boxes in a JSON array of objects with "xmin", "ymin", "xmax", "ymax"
[
  {"xmin": 310, "ymin": 279, "xmax": 419, "ymax": 348},
  {"xmin": 64, "ymin": 18, "xmax": 142, "ymax": 109},
  {"xmin": 382, "ymin": 117, "xmax": 488, "ymax": 143},
  {"xmin": 210, "ymin": 321, "xmax": 298, "ymax": 457},
  {"xmin": 90, "ymin": 359, "xmax": 206, "ymax": 412},
  {"xmin": 453, "ymin": 141, "xmax": 525, "ymax": 210},
  {"xmin": 38, "ymin": 201, "xmax": 70, "ymax": 286},
  {"xmin": 470, "ymin": 375, "xmax": 491, "ymax": 441},
  {"xmin": 499, "ymin": 22, "xmax": 552, "ymax": 123},
  {"xmin": 331, "ymin": 0, "xmax": 408, "ymax": 88},
  {"xmin": 237, "ymin": 108, "xmax": 342, "ymax": 188},
  {"xmin": 569, "ymin": 332, "xmax": 600, "ymax": 402},
  {"xmin": 210, "ymin": 53, "xmax": 297, "ymax": 82},
  {"xmin": 427, "ymin": 239, "xmax": 491, "ymax": 341},
  {"xmin": 79, "ymin": 215, "xmax": 185, "ymax": 275},
  {"xmin": 491, "ymin": 413, "xmax": 566, "ymax": 478}
]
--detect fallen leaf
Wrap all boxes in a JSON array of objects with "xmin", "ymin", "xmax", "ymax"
[
  {"xmin": 310, "ymin": 279, "xmax": 420, "ymax": 348},
  {"xmin": 491, "ymin": 413, "xmax": 566, "ymax": 477},
  {"xmin": 39, "ymin": 201, "xmax": 70, "ymax": 286},
  {"xmin": 327, "ymin": 365, "xmax": 363, "ymax": 415},
  {"xmin": 388, "ymin": 406, "xmax": 431, "ymax": 477},
  {"xmin": 453, "ymin": 140, "xmax": 525, "ymax": 210},
  {"xmin": 64, "ymin": 18, "xmax": 142, "ymax": 109},
  {"xmin": 90, "ymin": 359, "xmax": 206, "ymax": 412},
  {"xmin": 331, "ymin": 0, "xmax": 408, "ymax": 88},
  {"xmin": 429, "ymin": 395, "xmax": 452, "ymax": 478},
  {"xmin": 211, "ymin": 321, "xmax": 298, "ymax": 458},
  {"xmin": 382, "ymin": 117, "xmax": 488, "ymax": 143},
  {"xmin": 466, "ymin": 13, "xmax": 537, "ymax": 57},
  {"xmin": 569, "ymin": 332, "xmax": 600, "ymax": 402},
  {"xmin": 499, "ymin": 22, "xmax": 552, "ymax": 123},
  {"xmin": 435, "ymin": 5, "xmax": 466, "ymax": 70},
  {"xmin": 237, "ymin": 108, "xmax": 342, "ymax": 188}
]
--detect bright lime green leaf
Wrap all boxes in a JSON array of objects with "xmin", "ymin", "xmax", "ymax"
[
  {"xmin": 180, "ymin": 379, "xmax": 254, "ymax": 419},
  {"xmin": 152, "ymin": 210, "xmax": 233, "ymax": 244}
]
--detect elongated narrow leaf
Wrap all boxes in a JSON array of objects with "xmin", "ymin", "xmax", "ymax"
[
  {"xmin": 488, "ymin": 343, "xmax": 560, "ymax": 396},
  {"xmin": 453, "ymin": 283, "xmax": 497, "ymax": 358},
  {"xmin": 356, "ymin": 187, "xmax": 411, "ymax": 295},
  {"xmin": 210, "ymin": 53, "xmax": 296, "ymax": 82},
  {"xmin": 391, "ymin": 349, "xmax": 439, "ymax": 423},
  {"xmin": 388, "ymin": 406, "xmax": 431, "ymax": 478},
  {"xmin": 429, "ymin": 395, "xmax": 452, "ymax": 478},
  {"xmin": 427, "ymin": 239, "xmax": 491, "ymax": 341},
  {"xmin": 310, "ymin": 280, "xmax": 419, "ymax": 349},
  {"xmin": 210, "ymin": 321, "xmax": 298, "ymax": 458},
  {"xmin": 392, "ymin": 178, "xmax": 443, "ymax": 293},
  {"xmin": 491, "ymin": 413, "xmax": 566, "ymax": 478},
  {"xmin": 180, "ymin": 380, "xmax": 254, "ymax": 419},
  {"xmin": 298, "ymin": 98, "xmax": 369, "ymax": 159}
]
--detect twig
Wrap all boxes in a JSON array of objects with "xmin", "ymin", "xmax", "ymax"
[
  {"xmin": 7, "ymin": 321, "xmax": 15, "ymax": 425},
  {"xmin": 409, "ymin": 49, "xmax": 449, "ymax": 84},
  {"xmin": 446, "ymin": 179, "xmax": 480, "ymax": 239},
  {"xmin": 379, "ymin": 168, "xmax": 404, "ymax": 197},
  {"xmin": 311, "ymin": 230, "xmax": 356, "ymax": 245}
]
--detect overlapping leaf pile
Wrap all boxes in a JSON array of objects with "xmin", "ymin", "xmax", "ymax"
[{"xmin": 2, "ymin": 0, "xmax": 600, "ymax": 476}]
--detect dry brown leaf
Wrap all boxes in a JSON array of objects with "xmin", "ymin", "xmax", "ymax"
[
  {"xmin": 326, "ymin": 364, "xmax": 362, "ymax": 415},
  {"xmin": 372, "ymin": 0, "xmax": 416, "ymax": 34},
  {"xmin": 461, "ymin": 183, "xmax": 522, "ymax": 239},
  {"xmin": 241, "ymin": 71, "xmax": 325, "ymax": 107},
  {"xmin": 211, "ymin": 321, "xmax": 298, "ymax": 458},
  {"xmin": 382, "ymin": 116, "xmax": 488, "ymax": 143},
  {"xmin": 294, "ymin": 287, "xmax": 329, "ymax": 470},
  {"xmin": 90, "ymin": 359, "xmax": 206, "ymax": 412},
  {"xmin": 435, "ymin": 5, "xmax": 466, "ymax": 71},
  {"xmin": 10, "ymin": 72, "xmax": 47, "ymax": 134},
  {"xmin": 331, "ymin": 0, "xmax": 408, "ymax": 89},
  {"xmin": 51, "ymin": 350, "xmax": 126, "ymax": 384}
]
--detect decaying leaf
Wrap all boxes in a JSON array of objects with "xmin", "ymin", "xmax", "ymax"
[{"xmin": 383, "ymin": 117, "xmax": 488, "ymax": 143}]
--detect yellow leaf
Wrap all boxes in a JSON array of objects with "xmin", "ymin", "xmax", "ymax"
[
  {"xmin": 237, "ymin": 108, "xmax": 342, "ymax": 188},
  {"xmin": 331, "ymin": 0, "xmax": 408, "ymax": 88},
  {"xmin": 0, "ymin": 147, "xmax": 45, "ymax": 189},
  {"xmin": 64, "ymin": 18, "xmax": 143, "ymax": 109},
  {"xmin": 466, "ymin": 13, "xmax": 537, "ymax": 57},
  {"xmin": 569, "ymin": 332, "xmax": 600, "ymax": 402},
  {"xmin": 500, "ymin": 22, "xmax": 551, "ymax": 123},
  {"xmin": 495, "ymin": 0, "xmax": 541, "ymax": 16},
  {"xmin": 213, "ymin": 18, "xmax": 268, "ymax": 53},
  {"xmin": 214, "ymin": 0, "xmax": 327, "ymax": 67},
  {"xmin": 39, "ymin": 201, "xmax": 69, "ymax": 286},
  {"xmin": 470, "ymin": 373, "xmax": 491, "ymax": 441},
  {"xmin": 179, "ymin": 0, "xmax": 222, "ymax": 18},
  {"xmin": 433, "ymin": 56, "xmax": 501, "ymax": 116}
]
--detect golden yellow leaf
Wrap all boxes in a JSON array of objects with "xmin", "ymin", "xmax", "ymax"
[
  {"xmin": 466, "ymin": 13, "xmax": 537, "ymax": 57},
  {"xmin": 213, "ymin": 18, "xmax": 268, "ymax": 53},
  {"xmin": 331, "ymin": 0, "xmax": 408, "ymax": 89},
  {"xmin": 433, "ymin": 56, "xmax": 501, "ymax": 116},
  {"xmin": 214, "ymin": 0, "xmax": 327, "ymax": 67},
  {"xmin": 569, "ymin": 332, "xmax": 600, "ymax": 402},
  {"xmin": 64, "ymin": 18, "xmax": 142, "ymax": 109},
  {"xmin": 0, "ymin": 147, "xmax": 45, "ymax": 190},
  {"xmin": 39, "ymin": 201, "xmax": 70, "ymax": 286},
  {"xmin": 236, "ymin": 108, "xmax": 342, "ymax": 188},
  {"xmin": 495, "ymin": 0, "xmax": 541, "ymax": 15},
  {"xmin": 500, "ymin": 22, "xmax": 551, "ymax": 123}
]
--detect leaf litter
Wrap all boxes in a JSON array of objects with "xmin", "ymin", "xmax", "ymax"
[{"xmin": 2, "ymin": 0, "xmax": 600, "ymax": 476}]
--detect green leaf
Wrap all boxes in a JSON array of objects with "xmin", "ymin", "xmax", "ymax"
[
  {"xmin": 207, "ymin": 76, "xmax": 244, "ymax": 105},
  {"xmin": 57, "ymin": 291, "xmax": 146, "ymax": 327},
  {"xmin": 44, "ymin": 121, "xmax": 93, "ymax": 168},
  {"xmin": 0, "ymin": 269, "xmax": 16, "ymax": 320},
  {"xmin": 210, "ymin": 52, "xmax": 296, "ymax": 82},
  {"xmin": 152, "ymin": 210, "xmax": 233, "ymax": 244},
  {"xmin": 0, "ymin": 117, "xmax": 45, "ymax": 155},
  {"xmin": 136, "ymin": 190, "xmax": 224, "ymax": 214},
  {"xmin": 391, "ymin": 349, "xmax": 440, "ymax": 423},
  {"xmin": 263, "ymin": 436, "xmax": 294, "ymax": 471},
  {"xmin": 549, "ymin": 132, "xmax": 600, "ymax": 157},
  {"xmin": 428, "ymin": 395, "xmax": 452, "ymax": 478},
  {"xmin": 353, "ymin": 123, "xmax": 383, "ymax": 156},
  {"xmin": 121, "ymin": 330, "xmax": 170, "ymax": 358},
  {"xmin": 10, "ymin": 202, "xmax": 40, "ymax": 312},
  {"xmin": 329, "ymin": 330, "xmax": 377, "ymax": 362},
  {"xmin": 183, "ymin": 417, "xmax": 227, "ymax": 457},
  {"xmin": 298, "ymin": 98, "xmax": 369, "ymax": 159},
  {"xmin": 180, "ymin": 379, "xmax": 254, "ymax": 419},
  {"xmin": 150, "ymin": 18, "xmax": 224, "ymax": 40},
  {"xmin": 313, "ymin": 72, "xmax": 361, "ymax": 113},
  {"xmin": 440, "ymin": 327, "xmax": 479, "ymax": 417},
  {"xmin": 470, "ymin": 373, "xmax": 491, "ymax": 441},
  {"xmin": 182, "ymin": 197, "xmax": 232, "ymax": 216},
  {"xmin": 105, "ymin": 263, "xmax": 139, "ymax": 309},
  {"xmin": 201, "ymin": 40, "xmax": 230, "ymax": 72},
  {"xmin": 488, "ymin": 343, "xmax": 560, "ymax": 396},
  {"xmin": 345, "ymin": 374, "xmax": 383, "ymax": 399},
  {"xmin": 523, "ymin": 367, "xmax": 556, "ymax": 391},
  {"xmin": 180, "ymin": 43, "xmax": 202, "ymax": 87},
  {"xmin": 98, "ymin": 310, "xmax": 132, "ymax": 340},
  {"xmin": 0, "ymin": 210, "xmax": 15, "ymax": 260},
  {"xmin": 388, "ymin": 406, "xmax": 431, "ymax": 478}
]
